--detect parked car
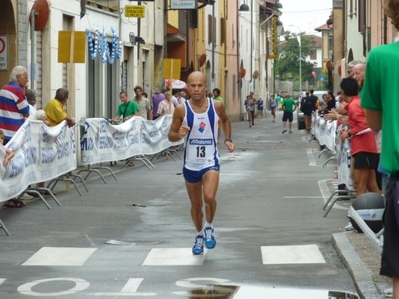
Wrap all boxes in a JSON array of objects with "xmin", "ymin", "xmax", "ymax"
[{"xmin": 297, "ymin": 91, "xmax": 327, "ymax": 130}]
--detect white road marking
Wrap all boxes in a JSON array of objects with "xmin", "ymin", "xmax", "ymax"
[
  {"xmin": 318, "ymin": 179, "xmax": 347, "ymax": 210},
  {"xmin": 22, "ymin": 247, "xmax": 97, "ymax": 266},
  {"xmin": 261, "ymin": 244, "xmax": 326, "ymax": 264},
  {"xmin": 307, "ymin": 148, "xmax": 317, "ymax": 166},
  {"xmin": 92, "ymin": 278, "xmax": 157, "ymax": 296},
  {"xmin": 18, "ymin": 278, "xmax": 90, "ymax": 296},
  {"xmin": 143, "ymin": 248, "xmax": 205, "ymax": 266}
]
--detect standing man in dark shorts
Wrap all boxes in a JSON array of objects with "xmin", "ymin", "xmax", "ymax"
[
  {"xmin": 168, "ymin": 71, "xmax": 235, "ymax": 255},
  {"xmin": 361, "ymin": 2, "xmax": 399, "ymax": 296},
  {"xmin": 281, "ymin": 93, "xmax": 296, "ymax": 134}
]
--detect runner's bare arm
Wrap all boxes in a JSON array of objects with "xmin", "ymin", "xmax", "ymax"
[
  {"xmin": 168, "ymin": 104, "xmax": 190, "ymax": 142},
  {"xmin": 215, "ymin": 101, "xmax": 235, "ymax": 152}
]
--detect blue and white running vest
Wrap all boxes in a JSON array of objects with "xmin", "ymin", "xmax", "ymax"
[{"xmin": 182, "ymin": 98, "xmax": 219, "ymax": 171}]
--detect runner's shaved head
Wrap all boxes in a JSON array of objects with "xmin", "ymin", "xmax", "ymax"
[{"xmin": 187, "ymin": 71, "xmax": 206, "ymax": 84}]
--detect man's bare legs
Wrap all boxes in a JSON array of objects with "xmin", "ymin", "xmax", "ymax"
[
  {"xmin": 304, "ymin": 115, "xmax": 311, "ymax": 133},
  {"xmin": 185, "ymin": 171, "xmax": 219, "ymax": 231},
  {"xmin": 185, "ymin": 170, "xmax": 219, "ymax": 254}
]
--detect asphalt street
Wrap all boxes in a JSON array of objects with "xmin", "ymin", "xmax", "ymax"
[{"xmin": 0, "ymin": 112, "xmax": 366, "ymax": 298}]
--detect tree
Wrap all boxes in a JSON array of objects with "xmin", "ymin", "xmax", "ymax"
[{"xmin": 275, "ymin": 31, "xmax": 317, "ymax": 85}]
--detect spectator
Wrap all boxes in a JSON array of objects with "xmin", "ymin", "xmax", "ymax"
[
  {"xmin": 281, "ymin": 93, "xmax": 296, "ymax": 134},
  {"xmin": 300, "ymin": 91, "xmax": 314, "ymax": 133},
  {"xmin": 26, "ymin": 89, "xmax": 37, "ymax": 115},
  {"xmin": 152, "ymin": 89, "xmax": 165, "ymax": 120},
  {"xmin": 179, "ymin": 91, "xmax": 187, "ymax": 104},
  {"xmin": 0, "ymin": 65, "xmax": 30, "ymax": 144},
  {"xmin": 111, "ymin": 91, "xmax": 139, "ymax": 123},
  {"xmin": 361, "ymin": 3, "xmax": 399, "ymax": 295},
  {"xmin": 212, "ymin": 88, "xmax": 224, "ymax": 105},
  {"xmin": 157, "ymin": 91, "xmax": 175, "ymax": 117},
  {"xmin": 347, "ymin": 60, "xmax": 364, "ymax": 78},
  {"xmin": 339, "ymin": 77, "xmax": 379, "ymax": 196},
  {"xmin": 44, "ymin": 88, "xmax": 76, "ymax": 128},
  {"xmin": 133, "ymin": 86, "xmax": 152, "ymax": 120},
  {"xmin": 171, "ymin": 90, "xmax": 180, "ymax": 107}
]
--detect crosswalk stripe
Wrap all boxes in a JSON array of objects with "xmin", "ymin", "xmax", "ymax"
[
  {"xmin": 22, "ymin": 247, "xmax": 97, "ymax": 266},
  {"xmin": 261, "ymin": 244, "xmax": 326, "ymax": 264},
  {"xmin": 143, "ymin": 248, "xmax": 206, "ymax": 266}
]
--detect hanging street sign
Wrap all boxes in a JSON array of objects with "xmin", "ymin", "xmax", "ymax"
[
  {"xmin": 125, "ymin": 5, "xmax": 145, "ymax": 18},
  {"xmin": 170, "ymin": 0, "xmax": 197, "ymax": 10}
]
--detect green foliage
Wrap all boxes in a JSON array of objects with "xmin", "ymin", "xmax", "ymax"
[{"xmin": 275, "ymin": 31, "xmax": 317, "ymax": 84}]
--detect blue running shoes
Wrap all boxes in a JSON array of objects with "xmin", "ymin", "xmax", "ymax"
[
  {"xmin": 192, "ymin": 235, "xmax": 204, "ymax": 255},
  {"xmin": 204, "ymin": 227, "xmax": 216, "ymax": 249}
]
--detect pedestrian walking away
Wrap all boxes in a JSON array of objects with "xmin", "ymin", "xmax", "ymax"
[
  {"xmin": 281, "ymin": 93, "xmax": 296, "ymax": 134},
  {"xmin": 168, "ymin": 71, "xmax": 235, "ymax": 255}
]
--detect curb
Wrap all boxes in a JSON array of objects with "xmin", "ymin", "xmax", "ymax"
[{"xmin": 332, "ymin": 232, "xmax": 382, "ymax": 299}]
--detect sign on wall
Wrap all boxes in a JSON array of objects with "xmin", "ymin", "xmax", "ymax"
[
  {"xmin": 170, "ymin": 0, "xmax": 197, "ymax": 9},
  {"xmin": 0, "ymin": 35, "xmax": 8, "ymax": 70},
  {"xmin": 125, "ymin": 5, "xmax": 145, "ymax": 18}
]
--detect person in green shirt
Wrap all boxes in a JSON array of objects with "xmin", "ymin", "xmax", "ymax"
[
  {"xmin": 361, "ymin": 2, "xmax": 399, "ymax": 295},
  {"xmin": 281, "ymin": 93, "xmax": 296, "ymax": 134},
  {"xmin": 111, "ymin": 91, "xmax": 139, "ymax": 123},
  {"xmin": 212, "ymin": 88, "xmax": 224, "ymax": 105}
]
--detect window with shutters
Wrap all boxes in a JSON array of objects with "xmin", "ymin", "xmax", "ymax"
[
  {"xmin": 220, "ymin": 17, "xmax": 226, "ymax": 45},
  {"xmin": 208, "ymin": 14, "xmax": 213, "ymax": 44},
  {"xmin": 310, "ymin": 50, "xmax": 317, "ymax": 60}
]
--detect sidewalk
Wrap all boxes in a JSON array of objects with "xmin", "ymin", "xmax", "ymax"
[{"xmin": 334, "ymin": 231, "xmax": 391, "ymax": 299}]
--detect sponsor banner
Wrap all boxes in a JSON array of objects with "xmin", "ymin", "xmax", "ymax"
[
  {"xmin": 79, "ymin": 115, "xmax": 183, "ymax": 165},
  {"xmin": 335, "ymin": 124, "xmax": 355, "ymax": 191},
  {"xmin": 0, "ymin": 120, "xmax": 77, "ymax": 202},
  {"xmin": 312, "ymin": 113, "xmax": 336, "ymax": 153},
  {"xmin": 312, "ymin": 113, "xmax": 354, "ymax": 191}
]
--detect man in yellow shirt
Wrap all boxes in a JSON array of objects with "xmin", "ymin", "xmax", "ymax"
[{"xmin": 44, "ymin": 88, "xmax": 76, "ymax": 127}]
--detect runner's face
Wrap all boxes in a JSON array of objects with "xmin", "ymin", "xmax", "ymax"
[{"xmin": 188, "ymin": 76, "xmax": 206, "ymax": 101}]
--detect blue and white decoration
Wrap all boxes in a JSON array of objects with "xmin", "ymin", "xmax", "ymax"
[{"xmin": 86, "ymin": 27, "xmax": 123, "ymax": 64}]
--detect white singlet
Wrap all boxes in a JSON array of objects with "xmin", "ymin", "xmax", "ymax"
[{"xmin": 182, "ymin": 98, "xmax": 219, "ymax": 171}]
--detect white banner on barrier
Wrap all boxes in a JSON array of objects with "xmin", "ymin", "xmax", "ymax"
[
  {"xmin": 335, "ymin": 124, "xmax": 355, "ymax": 191},
  {"xmin": 0, "ymin": 120, "xmax": 77, "ymax": 202},
  {"xmin": 312, "ymin": 113, "xmax": 336, "ymax": 153},
  {"xmin": 312, "ymin": 112, "xmax": 354, "ymax": 191},
  {"xmin": 79, "ymin": 115, "xmax": 183, "ymax": 165}
]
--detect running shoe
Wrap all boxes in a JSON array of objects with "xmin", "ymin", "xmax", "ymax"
[
  {"xmin": 192, "ymin": 235, "xmax": 204, "ymax": 255},
  {"xmin": 282, "ymin": 129, "xmax": 287, "ymax": 134},
  {"xmin": 204, "ymin": 227, "xmax": 216, "ymax": 249}
]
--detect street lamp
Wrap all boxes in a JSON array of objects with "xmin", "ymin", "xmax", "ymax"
[{"xmin": 288, "ymin": 25, "xmax": 302, "ymax": 95}]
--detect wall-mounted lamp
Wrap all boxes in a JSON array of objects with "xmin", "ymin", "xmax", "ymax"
[{"xmin": 129, "ymin": 32, "xmax": 145, "ymax": 45}]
